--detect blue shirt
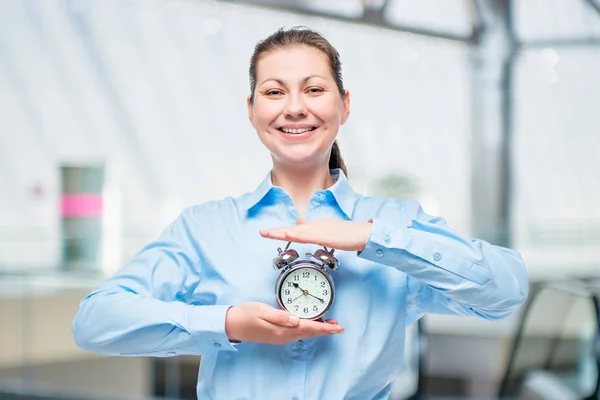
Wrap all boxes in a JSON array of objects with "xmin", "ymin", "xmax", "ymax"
[{"xmin": 72, "ymin": 168, "xmax": 528, "ymax": 400}]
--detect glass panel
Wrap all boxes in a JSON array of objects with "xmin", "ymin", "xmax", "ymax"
[
  {"xmin": 385, "ymin": 0, "xmax": 473, "ymax": 36},
  {"xmin": 502, "ymin": 285, "xmax": 599, "ymax": 399},
  {"xmin": 60, "ymin": 165, "xmax": 105, "ymax": 272},
  {"xmin": 514, "ymin": 0, "xmax": 600, "ymax": 41}
]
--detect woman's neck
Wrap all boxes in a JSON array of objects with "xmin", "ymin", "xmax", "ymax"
[{"xmin": 271, "ymin": 163, "xmax": 335, "ymax": 218}]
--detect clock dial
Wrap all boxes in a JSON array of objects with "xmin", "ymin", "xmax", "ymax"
[{"xmin": 279, "ymin": 267, "xmax": 332, "ymax": 319}]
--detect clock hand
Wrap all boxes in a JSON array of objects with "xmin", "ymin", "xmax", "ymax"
[
  {"xmin": 293, "ymin": 283, "xmax": 325, "ymax": 303},
  {"xmin": 292, "ymin": 283, "xmax": 308, "ymax": 293},
  {"xmin": 307, "ymin": 293, "xmax": 325, "ymax": 303},
  {"xmin": 292, "ymin": 283, "xmax": 320, "ymax": 304},
  {"xmin": 291, "ymin": 293, "xmax": 304, "ymax": 302}
]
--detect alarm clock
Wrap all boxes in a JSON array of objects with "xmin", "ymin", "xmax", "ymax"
[{"xmin": 272, "ymin": 242, "xmax": 339, "ymax": 321}]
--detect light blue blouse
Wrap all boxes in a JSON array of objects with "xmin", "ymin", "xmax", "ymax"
[{"xmin": 72, "ymin": 168, "xmax": 528, "ymax": 400}]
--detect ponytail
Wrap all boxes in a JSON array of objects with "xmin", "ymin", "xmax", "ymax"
[{"xmin": 329, "ymin": 140, "xmax": 348, "ymax": 178}]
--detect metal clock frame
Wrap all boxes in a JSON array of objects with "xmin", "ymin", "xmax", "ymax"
[
  {"xmin": 272, "ymin": 242, "xmax": 340, "ymax": 321},
  {"xmin": 274, "ymin": 260, "xmax": 336, "ymax": 321}
]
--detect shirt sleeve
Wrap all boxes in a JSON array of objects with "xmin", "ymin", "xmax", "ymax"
[
  {"xmin": 72, "ymin": 208, "xmax": 237, "ymax": 356},
  {"xmin": 357, "ymin": 200, "xmax": 529, "ymax": 324}
]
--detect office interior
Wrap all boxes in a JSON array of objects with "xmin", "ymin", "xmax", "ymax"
[{"xmin": 1, "ymin": 0, "xmax": 599, "ymax": 399}]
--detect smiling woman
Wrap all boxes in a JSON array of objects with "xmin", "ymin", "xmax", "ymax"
[
  {"xmin": 72, "ymin": 26, "xmax": 529, "ymax": 400},
  {"xmin": 248, "ymin": 28, "xmax": 350, "ymax": 187}
]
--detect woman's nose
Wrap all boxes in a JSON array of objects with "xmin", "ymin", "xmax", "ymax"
[{"xmin": 283, "ymin": 94, "xmax": 308, "ymax": 118}]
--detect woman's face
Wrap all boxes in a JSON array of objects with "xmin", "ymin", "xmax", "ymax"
[{"xmin": 248, "ymin": 45, "xmax": 350, "ymax": 168}]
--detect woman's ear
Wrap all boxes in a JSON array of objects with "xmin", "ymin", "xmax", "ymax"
[
  {"xmin": 247, "ymin": 95, "xmax": 255, "ymax": 128},
  {"xmin": 341, "ymin": 90, "xmax": 351, "ymax": 125}
]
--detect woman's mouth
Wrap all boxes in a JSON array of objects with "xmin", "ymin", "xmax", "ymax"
[
  {"xmin": 278, "ymin": 126, "xmax": 317, "ymax": 134},
  {"xmin": 276, "ymin": 126, "xmax": 319, "ymax": 141}
]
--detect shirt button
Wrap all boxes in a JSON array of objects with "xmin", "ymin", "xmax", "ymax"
[
  {"xmin": 376, "ymin": 249, "xmax": 384, "ymax": 258},
  {"xmin": 295, "ymin": 340, "xmax": 304, "ymax": 349},
  {"xmin": 384, "ymin": 233, "xmax": 391, "ymax": 243},
  {"xmin": 213, "ymin": 342, "xmax": 222, "ymax": 349},
  {"xmin": 433, "ymin": 252, "xmax": 442, "ymax": 261},
  {"xmin": 318, "ymin": 193, "xmax": 326, "ymax": 201}
]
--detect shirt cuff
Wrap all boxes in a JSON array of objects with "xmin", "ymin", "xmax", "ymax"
[
  {"xmin": 188, "ymin": 305, "xmax": 238, "ymax": 353},
  {"xmin": 357, "ymin": 217, "xmax": 409, "ymax": 266}
]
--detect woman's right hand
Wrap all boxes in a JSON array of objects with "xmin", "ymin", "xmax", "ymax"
[{"xmin": 225, "ymin": 302, "xmax": 344, "ymax": 344}]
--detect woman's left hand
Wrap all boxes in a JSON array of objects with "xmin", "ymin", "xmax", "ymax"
[{"xmin": 259, "ymin": 219, "xmax": 372, "ymax": 252}]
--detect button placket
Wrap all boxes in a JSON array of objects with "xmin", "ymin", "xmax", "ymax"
[{"xmin": 290, "ymin": 340, "xmax": 307, "ymax": 400}]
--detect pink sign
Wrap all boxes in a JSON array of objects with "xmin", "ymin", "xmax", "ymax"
[{"xmin": 61, "ymin": 193, "xmax": 103, "ymax": 218}]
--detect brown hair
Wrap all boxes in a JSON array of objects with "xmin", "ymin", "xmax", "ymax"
[{"xmin": 249, "ymin": 26, "xmax": 348, "ymax": 177}]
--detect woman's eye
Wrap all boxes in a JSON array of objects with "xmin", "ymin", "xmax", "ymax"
[
  {"xmin": 266, "ymin": 90, "xmax": 283, "ymax": 96},
  {"xmin": 307, "ymin": 87, "xmax": 324, "ymax": 94}
]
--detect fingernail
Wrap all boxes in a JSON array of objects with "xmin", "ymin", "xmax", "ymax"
[
  {"xmin": 337, "ymin": 327, "xmax": 344, "ymax": 333},
  {"xmin": 289, "ymin": 315, "xmax": 300, "ymax": 325}
]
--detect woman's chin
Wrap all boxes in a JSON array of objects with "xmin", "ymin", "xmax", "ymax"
[
  {"xmin": 275, "ymin": 152, "xmax": 326, "ymax": 167},
  {"xmin": 269, "ymin": 142, "xmax": 334, "ymax": 166}
]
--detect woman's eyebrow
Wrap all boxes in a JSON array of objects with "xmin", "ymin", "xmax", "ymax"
[{"xmin": 259, "ymin": 75, "xmax": 327, "ymax": 87}]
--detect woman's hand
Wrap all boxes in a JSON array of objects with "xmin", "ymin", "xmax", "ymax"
[
  {"xmin": 259, "ymin": 218, "xmax": 372, "ymax": 252},
  {"xmin": 225, "ymin": 302, "xmax": 343, "ymax": 344}
]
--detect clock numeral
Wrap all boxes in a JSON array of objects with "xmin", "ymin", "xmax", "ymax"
[
  {"xmin": 320, "ymin": 281, "xmax": 326, "ymax": 287},
  {"xmin": 284, "ymin": 289, "xmax": 290, "ymax": 295},
  {"xmin": 294, "ymin": 275, "xmax": 300, "ymax": 281},
  {"xmin": 287, "ymin": 282, "xmax": 293, "ymax": 287},
  {"xmin": 287, "ymin": 298, "xmax": 293, "ymax": 304},
  {"xmin": 313, "ymin": 305, "xmax": 318, "ymax": 311},
  {"xmin": 294, "ymin": 305, "xmax": 299, "ymax": 312},
  {"xmin": 303, "ymin": 307, "xmax": 309, "ymax": 314},
  {"xmin": 302, "ymin": 272, "xmax": 310, "ymax": 278},
  {"xmin": 315, "ymin": 275, "xmax": 318, "ymax": 281},
  {"xmin": 323, "ymin": 289, "xmax": 328, "ymax": 295}
]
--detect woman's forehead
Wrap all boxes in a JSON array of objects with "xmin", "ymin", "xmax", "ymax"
[{"xmin": 256, "ymin": 45, "xmax": 332, "ymax": 81}]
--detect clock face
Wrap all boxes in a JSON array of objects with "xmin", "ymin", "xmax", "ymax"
[{"xmin": 278, "ymin": 266, "xmax": 333, "ymax": 319}]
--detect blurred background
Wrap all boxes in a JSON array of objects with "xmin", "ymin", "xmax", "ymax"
[{"xmin": 1, "ymin": 0, "xmax": 599, "ymax": 399}]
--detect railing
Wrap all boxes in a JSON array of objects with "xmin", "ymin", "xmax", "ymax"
[{"xmin": 499, "ymin": 277, "xmax": 600, "ymax": 400}]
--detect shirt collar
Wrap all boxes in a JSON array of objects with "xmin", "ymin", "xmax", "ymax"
[{"xmin": 240, "ymin": 168, "xmax": 356, "ymax": 219}]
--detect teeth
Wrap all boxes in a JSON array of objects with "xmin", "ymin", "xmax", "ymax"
[{"xmin": 281, "ymin": 127, "xmax": 313, "ymax": 134}]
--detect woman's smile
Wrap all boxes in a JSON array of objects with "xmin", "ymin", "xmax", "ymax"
[{"xmin": 277, "ymin": 124, "xmax": 319, "ymax": 141}]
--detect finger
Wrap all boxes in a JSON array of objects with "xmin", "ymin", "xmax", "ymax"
[
  {"xmin": 261, "ymin": 228, "xmax": 311, "ymax": 243},
  {"xmin": 296, "ymin": 218, "xmax": 307, "ymax": 225},
  {"xmin": 261, "ymin": 227, "xmax": 292, "ymax": 236},
  {"xmin": 324, "ymin": 319, "xmax": 339, "ymax": 325},
  {"xmin": 297, "ymin": 319, "xmax": 344, "ymax": 336},
  {"xmin": 259, "ymin": 306, "xmax": 300, "ymax": 327},
  {"xmin": 258, "ymin": 228, "xmax": 275, "ymax": 237},
  {"xmin": 259, "ymin": 227, "xmax": 291, "ymax": 239}
]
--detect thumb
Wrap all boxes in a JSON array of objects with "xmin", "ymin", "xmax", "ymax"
[
  {"xmin": 259, "ymin": 306, "xmax": 300, "ymax": 327},
  {"xmin": 296, "ymin": 218, "xmax": 307, "ymax": 225}
]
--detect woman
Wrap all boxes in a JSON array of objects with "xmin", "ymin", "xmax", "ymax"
[{"xmin": 72, "ymin": 27, "xmax": 528, "ymax": 400}]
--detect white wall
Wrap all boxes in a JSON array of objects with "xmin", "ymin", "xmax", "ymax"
[
  {"xmin": 0, "ymin": 0, "xmax": 598, "ymax": 278},
  {"xmin": 0, "ymin": 0, "xmax": 471, "ymax": 272}
]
